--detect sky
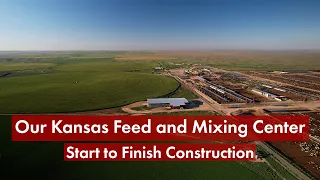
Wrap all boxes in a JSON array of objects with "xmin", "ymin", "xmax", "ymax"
[{"xmin": 0, "ymin": 0, "xmax": 320, "ymax": 50}]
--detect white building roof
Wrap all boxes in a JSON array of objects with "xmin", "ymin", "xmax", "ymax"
[
  {"xmin": 196, "ymin": 76, "xmax": 206, "ymax": 82},
  {"xmin": 147, "ymin": 98, "xmax": 188, "ymax": 107},
  {"xmin": 252, "ymin": 89, "xmax": 279, "ymax": 97}
]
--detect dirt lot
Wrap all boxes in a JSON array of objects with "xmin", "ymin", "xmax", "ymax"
[
  {"xmin": 244, "ymin": 71, "xmax": 320, "ymax": 91},
  {"xmin": 285, "ymin": 74, "xmax": 320, "ymax": 84},
  {"xmin": 206, "ymin": 81, "xmax": 248, "ymax": 100},
  {"xmin": 238, "ymin": 89, "xmax": 271, "ymax": 102},
  {"xmin": 268, "ymin": 89, "xmax": 305, "ymax": 101},
  {"xmin": 170, "ymin": 69, "xmax": 186, "ymax": 76},
  {"xmin": 270, "ymin": 141, "xmax": 320, "ymax": 179},
  {"xmin": 311, "ymin": 72, "xmax": 320, "ymax": 76},
  {"xmin": 304, "ymin": 112, "xmax": 320, "ymax": 137},
  {"xmin": 267, "ymin": 112, "xmax": 320, "ymax": 179},
  {"xmin": 213, "ymin": 81, "xmax": 271, "ymax": 103},
  {"xmin": 203, "ymin": 73, "xmax": 289, "ymax": 103}
]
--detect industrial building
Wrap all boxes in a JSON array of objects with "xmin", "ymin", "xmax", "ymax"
[
  {"xmin": 251, "ymin": 89, "xmax": 288, "ymax": 101},
  {"xmin": 262, "ymin": 84, "xmax": 273, "ymax": 88},
  {"xmin": 196, "ymin": 76, "xmax": 206, "ymax": 82},
  {"xmin": 147, "ymin": 98, "xmax": 189, "ymax": 109}
]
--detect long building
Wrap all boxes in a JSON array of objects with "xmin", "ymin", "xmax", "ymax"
[
  {"xmin": 147, "ymin": 98, "xmax": 189, "ymax": 109},
  {"xmin": 251, "ymin": 88, "xmax": 288, "ymax": 101}
]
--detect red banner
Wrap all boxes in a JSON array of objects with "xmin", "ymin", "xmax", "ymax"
[
  {"xmin": 64, "ymin": 143, "xmax": 257, "ymax": 161},
  {"xmin": 12, "ymin": 115, "xmax": 309, "ymax": 141}
]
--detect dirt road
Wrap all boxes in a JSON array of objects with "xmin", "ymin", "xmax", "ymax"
[
  {"xmin": 172, "ymin": 72, "xmax": 314, "ymax": 180},
  {"xmin": 256, "ymin": 142, "xmax": 311, "ymax": 180}
]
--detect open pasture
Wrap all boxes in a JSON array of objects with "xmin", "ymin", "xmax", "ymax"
[
  {"xmin": 0, "ymin": 62, "xmax": 55, "ymax": 71},
  {"xmin": 115, "ymin": 54, "xmax": 176, "ymax": 61},
  {"xmin": 157, "ymin": 50, "xmax": 320, "ymax": 71}
]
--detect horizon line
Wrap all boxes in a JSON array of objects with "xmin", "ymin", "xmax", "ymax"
[{"xmin": 0, "ymin": 49, "xmax": 320, "ymax": 52}]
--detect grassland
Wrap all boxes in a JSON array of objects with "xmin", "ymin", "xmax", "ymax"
[
  {"xmin": 1, "ymin": 50, "xmax": 319, "ymax": 114},
  {"xmin": 257, "ymin": 145, "xmax": 299, "ymax": 180},
  {"xmin": 0, "ymin": 62, "xmax": 55, "ymax": 71},
  {"xmin": 167, "ymin": 84, "xmax": 198, "ymax": 99},
  {"xmin": 158, "ymin": 50, "xmax": 320, "ymax": 71},
  {"xmin": 115, "ymin": 54, "xmax": 176, "ymax": 61},
  {"xmin": 131, "ymin": 105, "xmax": 156, "ymax": 111},
  {"xmin": 2, "ymin": 50, "xmax": 319, "ymax": 71}
]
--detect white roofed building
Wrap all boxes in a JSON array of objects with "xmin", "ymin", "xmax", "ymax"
[{"xmin": 147, "ymin": 98, "xmax": 189, "ymax": 109}]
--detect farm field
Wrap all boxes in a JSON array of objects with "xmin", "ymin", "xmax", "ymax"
[
  {"xmin": 0, "ymin": 59, "xmax": 180, "ymax": 113},
  {"xmin": 0, "ymin": 62, "xmax": 55, "ymax": 71},
  {"xmin": 1, "ymin": 50, "xmax": 320, "ymax": 71},
  {"xmin": 167, "ymin": 84, "xmax": 198, "ymax": 99},
  {"xmin": 2, "ymin": 0, "xmax": 320, "ymax": 179},
  {"xmin": 0, "ymin": 115, "xmax": 282, "ymax": 180},
  {"xmin": 158, "ymin": 50, "xmax": 320, "ymax": 71},
  {"xmin": 257, "ymin": 145, "xmax": 299, "ymax": 180},
  {"xmin": 0, "ymin": 51, "xmax": 313, "ymax": 179},
  {"xmin": 115, "ymin": 54, "xmax": 176, "ymax": 61},
  {"xmin": 1, "ymin": 50, "xmax": 319, "ymax": 114}
]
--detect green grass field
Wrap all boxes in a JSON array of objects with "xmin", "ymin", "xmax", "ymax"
[
  {"xmin": 0, "ymin": 62, "xmax": 55, "ymax": 71},
  {"xmin": 167, "ymin": 84, "xmax": 198, "ymax": 99},
  {"xmin": 1, "ymin": 50, "xmax": 318, "ymax": 114},
  {"xmin": 0, "ymin": 115, "xmax": 282, "ymax": 180},
  {"xmin": 0, "ymin": 60, "xmax": 180, "ymax": 113},
  {"xmin": 257, "ymin": 146, "xmax": 299, "ymax": 180}
]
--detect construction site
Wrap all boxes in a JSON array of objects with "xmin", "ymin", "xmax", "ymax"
[
  {"xmin": 169, "ymin": 65, "xmax": 320, "ymax": 179},
  {"xmin": 180, "ymin": 65, "xmax": 320, "ymax": 104}
]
